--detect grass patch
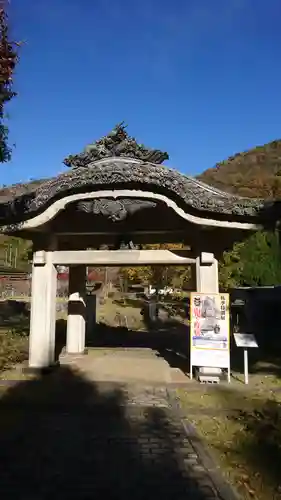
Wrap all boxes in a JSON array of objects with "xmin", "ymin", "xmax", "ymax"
[
  {"xmin": 0, "ymin": 300, "xmax": 30, "ymax": 373},
  {"xmin": 0, "ymin": 327, "xmax": 28, "ymax": 372},
  {"xmin": 177, "ymin": 383, "xmax": 281, "ymax": 500}
]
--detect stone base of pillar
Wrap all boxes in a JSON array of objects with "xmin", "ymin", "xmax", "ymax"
[{"xmin": 61, "ymin": 347, "xmax": 89, "ymax": 357}]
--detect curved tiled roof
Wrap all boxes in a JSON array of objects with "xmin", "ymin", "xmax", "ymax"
[{"xmin": 0, "ymin": 158, "xmax": 271, "ymax": 226}]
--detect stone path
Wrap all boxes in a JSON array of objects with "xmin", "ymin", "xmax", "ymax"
[
  {"xmin": 0, "ymin": 364, "xmax": 238, "ymax": 500},
  {"xmin": 60, "ymin": 347, "xmax": 190, "ymax": 385}
]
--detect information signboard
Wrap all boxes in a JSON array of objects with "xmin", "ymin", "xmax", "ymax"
[
  {"xmin": 233, "ymin": 333, "xmax": 258, "ymax": 348},
  {"xmin": 190, "ymin": 292, "xmax": 230, "ymax": 376},
  {"xmin": 233, "ymin": 333, "xmax": 258, "ymax": 384}
]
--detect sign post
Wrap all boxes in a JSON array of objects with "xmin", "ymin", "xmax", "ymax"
[
  {"xmin": 244, "ymin": 347, "xmax": 249, "ymax": 385},
  {"xmin": 190, "ymin": 292, "xmax": 230, "ymax": 382},
  {"xmin": 233, "ymin": 333, "xmax": 258, "ymax": 385}
]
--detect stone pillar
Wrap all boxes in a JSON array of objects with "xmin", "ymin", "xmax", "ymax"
[
  {"xmin": 29, "ymin": 249, "xmax": 57, "ymax": 368},
  {"xmin": 196, "ymin": 252, "xmax": 219, "ymax": 293},
  {"xmin": 66, "ymin": 265, "xmax": 86, "ymax": 354}
]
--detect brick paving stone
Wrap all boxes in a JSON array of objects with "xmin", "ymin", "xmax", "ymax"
[{"xmin": 0, "ymin": 370, "xmax": 239, "ymax": 500}]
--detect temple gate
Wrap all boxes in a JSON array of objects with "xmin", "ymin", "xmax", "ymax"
[{"xmin": 0, "ymin": 124, "xmax": 272, "ymax": 371}]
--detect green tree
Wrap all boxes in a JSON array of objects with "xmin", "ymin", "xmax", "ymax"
[
  {"xmin": 240, "ymin": 231, "xmax": 281, "ymax": 286},
  {"xmin": 219, "ymin": 231, "xmax": 281, "ymax": 289},
  {"xmin": 219, "ymin": 241, "xmax": 244, "ymax": 289}
]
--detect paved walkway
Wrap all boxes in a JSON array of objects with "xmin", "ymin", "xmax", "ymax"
[
  {"xmin": 0, "ymin": 350, "xmax": 238, "ymax": 499},
  {"xmin": 60, "ymin": 347, "xmax": 190, "ymax": 385}
]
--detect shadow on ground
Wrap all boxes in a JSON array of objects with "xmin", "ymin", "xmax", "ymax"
[{"xmin": 0, "ymin": 366, "xmax": 214, "ymax": 499}]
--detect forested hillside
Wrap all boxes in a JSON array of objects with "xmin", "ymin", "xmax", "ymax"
[{"xmin": 197, "ymin": 139, "xmax": 281, "ymax": 199}]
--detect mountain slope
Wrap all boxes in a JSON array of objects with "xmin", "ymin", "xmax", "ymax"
[{"xmin": 197, "ymin": 139, "xmax": 281, "ymax": 199}]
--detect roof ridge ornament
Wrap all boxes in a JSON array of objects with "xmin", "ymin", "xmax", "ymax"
[{"xmin": 63, "ymin": 122, "xmax": 169, "ymax": 168}]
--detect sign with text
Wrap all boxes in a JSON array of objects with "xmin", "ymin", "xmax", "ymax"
[
  {"xmin": 190, "ymin": 292, "xmax": 230, "ymax": 369},
  {"xmin": 234, "ymin": 333, "xmax": 258, "ymax": 348}
]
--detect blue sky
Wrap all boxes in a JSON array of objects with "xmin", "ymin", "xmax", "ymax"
[{"xmin": 3, "ymin": 0, "xmax": 281, "ymax": 185}]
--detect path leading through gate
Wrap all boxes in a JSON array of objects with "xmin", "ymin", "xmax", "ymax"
[
  {"xmin": 0, "ymin": 345, "xmax": 239, "ymax": 500},
  {"xmin": 60, "ymin": 347, "xmax": 190, "ymax": 385}
]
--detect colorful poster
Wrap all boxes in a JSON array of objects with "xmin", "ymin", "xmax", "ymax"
[{"xmin": 190, "ymin": 292, "xmax": 230, "ymax": 369}]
